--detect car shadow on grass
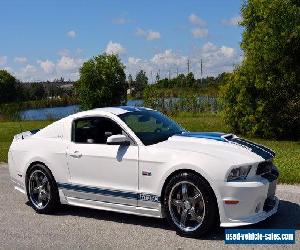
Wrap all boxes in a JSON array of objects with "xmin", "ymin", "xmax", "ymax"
[{"xmin": 25, "ymin": 199, "xmax": 299, "ymax": 240}]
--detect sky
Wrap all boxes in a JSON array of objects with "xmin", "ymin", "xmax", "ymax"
[{"xmin": 0, "ymin": 0, "xmax": 244, "ymax": 82}]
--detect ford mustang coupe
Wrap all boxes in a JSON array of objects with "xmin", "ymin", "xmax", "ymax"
[{"xmin": 8, "ymin": 106, "xmax": 279, "ymax": 237}]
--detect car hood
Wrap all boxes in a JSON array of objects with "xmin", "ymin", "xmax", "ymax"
[{"xmin": 153, "ymin": 132, "xmax": 275, "ymax": 164}]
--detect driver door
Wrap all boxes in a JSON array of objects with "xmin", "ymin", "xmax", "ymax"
[{"xmin": 66, "ymin": 116, "xmax": 139, "ymax": 206}]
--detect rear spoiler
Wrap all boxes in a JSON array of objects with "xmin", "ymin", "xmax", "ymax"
[{"xmin": 13, "ymin": 129, "xmax": 40, "ymax": 141}]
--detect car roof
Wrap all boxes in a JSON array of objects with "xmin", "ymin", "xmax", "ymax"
[{"xmin": 70, "ymin": 106, "xmax": 154, "ymax": 118}]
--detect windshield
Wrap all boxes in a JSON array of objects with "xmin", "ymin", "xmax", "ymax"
[{"xmin": 118, "ymin": 110, "xmax": 184, "ymax": 145}]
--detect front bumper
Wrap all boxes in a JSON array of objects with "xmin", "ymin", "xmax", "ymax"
[{"xmin": 218, "ymin": 177, "xmax": 278, "ymax": 227}]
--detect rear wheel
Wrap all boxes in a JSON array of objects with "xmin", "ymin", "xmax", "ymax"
[
  {"xmin": 26, "ymin": 164, "xmax": 60, "ymax": 213},
  {"xmin": 163, "ymin": 172, "xmax": 218, "ymax": 237}
]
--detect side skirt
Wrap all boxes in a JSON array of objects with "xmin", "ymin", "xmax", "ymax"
[{"xmin": 65, "ymin": 196, "xmax": 163, "ymax": 218}]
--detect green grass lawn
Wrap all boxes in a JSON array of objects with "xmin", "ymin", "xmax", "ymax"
[
  {"xmin": 0, "ymin": 120, "xmax": 51, "ymax": 163},
  {"xmin": 0, "ymin": 113, "xmax": 299, "ymax": 184}
]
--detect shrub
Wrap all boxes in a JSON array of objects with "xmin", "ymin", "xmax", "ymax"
[{"xmin": 221, "ymin": 0, "xmax": 300, "ymax": 139}]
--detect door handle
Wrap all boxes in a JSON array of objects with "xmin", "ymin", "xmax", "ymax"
[{"xmin": 69, "ymin": 151, "xmax": 82, "ymax": 158}]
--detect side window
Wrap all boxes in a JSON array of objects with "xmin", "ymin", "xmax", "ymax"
[{"xmin": 72, "ymin": 117, "xmax": 123, "ymax": 144}]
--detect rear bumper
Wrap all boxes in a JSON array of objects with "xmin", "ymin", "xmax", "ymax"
[{"xmin": 218, "ymin": 177, "xmax": 278, "ymax": 227}]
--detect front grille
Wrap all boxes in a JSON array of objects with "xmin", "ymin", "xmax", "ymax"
[
  {"xmin": 256, "ymin": 161, "xmax": 279, "ymax": 182},
  {"xmin": 257, "ymin": 161, "xmax": 273, "ymax": 175}
]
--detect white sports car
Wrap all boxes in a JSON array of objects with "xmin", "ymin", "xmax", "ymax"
[{"xmin": 8, "ymin": 106, "xmax": 279, "ymax": 237}]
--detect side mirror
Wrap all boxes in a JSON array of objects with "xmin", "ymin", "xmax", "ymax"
[{"xmin": 106, "ymin": 134, "xmax": 130, "ymax": 146}]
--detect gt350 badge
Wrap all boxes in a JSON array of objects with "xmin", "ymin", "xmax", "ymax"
[{"xmin": 139, "ymin": 193, "xmax": 160, "ymax": 203}]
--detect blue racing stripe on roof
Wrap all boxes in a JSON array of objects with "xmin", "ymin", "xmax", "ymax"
[
  {"xmin": 119, "ymin": 106, "xmax": 139, "ymax": 112},
  {"xmin": 118, "ymin": 106, "xmax": 150, "ymax": 112}
]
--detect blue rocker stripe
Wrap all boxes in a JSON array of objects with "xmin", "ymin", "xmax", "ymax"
[
  {"xmin": 57, "ymin": 182, "xmax": 160, "ymax": 202},
  {"xmin": 58, "ymin": 182, "xmax": 138, "ymax": 200}
]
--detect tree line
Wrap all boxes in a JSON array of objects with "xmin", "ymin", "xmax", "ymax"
[{"xmin": 0, "ymin": 70, "xmax": 75, "ymax": 104}]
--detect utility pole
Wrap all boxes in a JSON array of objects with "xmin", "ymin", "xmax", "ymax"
[
  {"xmin": 168, "ymin": 69, "xmax": 171, "ymax": 80},
  {"xmin": 176, "ymin": 67, "xmax": 179, "ymax": 77},
  {"xmin": 200, "ymin": 58, "xmax": 203, "ymax": 84},
  {"xmin": 187, "ymin": 59, "xmax": 190, "ymax": 74}
]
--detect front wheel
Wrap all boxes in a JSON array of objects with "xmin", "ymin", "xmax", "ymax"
[
  {"xmin": 163, "ymin": 172, "xmax": 218, "ymax": 237},
  {"xmin": 26, "ymin": 164, "xmax": 60, "ymax": 214}
]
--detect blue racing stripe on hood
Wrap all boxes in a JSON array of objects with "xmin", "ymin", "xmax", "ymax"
[
  {"xmin": 177, "ymin": 132, "xmax": 275, "ymax": 160},
  {"xmin": 179, "ymin": 132, "xmax": 227, "ymax": 141}
]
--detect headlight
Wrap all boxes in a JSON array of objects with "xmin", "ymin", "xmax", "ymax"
[{"xmin": 227, "ymin": 165, "xmax": 252, "ymax": 181}]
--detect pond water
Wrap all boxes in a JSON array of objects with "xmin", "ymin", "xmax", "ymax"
[
  {"xmin": 20, "ymin": 97, "xmax": 217, "ymax": 120},
  {"xmin": 20, "ymin": 99, "xmax": 144, "ymax": 120}
]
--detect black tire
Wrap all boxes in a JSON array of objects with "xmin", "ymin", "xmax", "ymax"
[
  {"xmin": 26, "ymin": 163, "xmax": 60, "ymax": 214},
  {"xmin": 163, "ymin": 172, "xmax": 218, "ymax": 237}
]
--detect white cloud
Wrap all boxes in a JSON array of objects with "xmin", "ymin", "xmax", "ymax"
[
  {"xmin": 128, "ymin": 57, "xmax": 142, "ymax": 65},
  {"xmin": 151, "ymin": 49, "xmax": 187, "ymax": 67},
  {"xmin": 37, "ymin": 59, "xmax": 55, "ymax": 74},
  {"xmin": 105, "ymin": 41, "xmax": 125, "ymax": 55},
  {"xmin": 188, "ymin": 14, "xmax": 208, "ymax": 39},
  {"xmin": 22, "ymin": 64, "xmax": 37, "ymax": 74},
  {"xmin": 11, "ymin": 52, "xmax": 85, "ymax": 81},
  {"xmin": 57, "ymin": 56, "xmax": 83, "ymax": 71},
  {"xmin": 199, "ymin": 42, "xmax": 242, "ymax": 75},
  {"xmin": 14, "ymin": 57, "xmax": 27, "ymax": 64},
  {"xmin": 222, "ymin": 15, "xmax": 242, "ymax": 26},
  {"xmin": 67, "ymin": 30, "xmax": 76, "ymax": 38},
  {"xmin": 136, "ymin": 28, "xmax": 161, "ymax": 40},
  {"xmin": 191, "ymin": 28, "xmax": 208, "ymax": 38},
  {"xmin": 3, "ymin": 66, "xmax": 13, "ymax": 73},
  {"xmin": 126, "ymin": 50, "xmax": 187, "ymax": 81},
  {"xmin": 220, "ymin": 46, "xmax": 235, "ymax": 57},
  {"xmin": 113, "ymin": 17, "xmax": 131, "ymax": 25},
  {"xmin": 16, "ymin": 64, "xmax": 38, "ymax": 81},
  {"xmin": 147, "ymin": 30, "xmax": 161, "ymax": 40},
  {"xmin": 0, "ymin": 56, "xmax": 7, "ymax": 65},
  {"xmin": 188, "ymin": 14, "xmax": 206, "ymax": 26},
  {"xmin": 6, "ymin": 42, "xmax": 241, "ymax": 82},
  {"xmin": 126, "ymin": 43, "xmax": 241, "ymax": 80}
]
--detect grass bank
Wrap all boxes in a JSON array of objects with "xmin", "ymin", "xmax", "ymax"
[{"xmin": 0, "ymin": 113, "xmax": 299, "ymax": 184}]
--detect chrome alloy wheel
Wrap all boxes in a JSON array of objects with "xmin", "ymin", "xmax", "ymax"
[
  {"xmin": 168, "ymin": 181, "xmax": 205, "ymax": 232},
  {"xmin": 28, "ymin": 170, "xmax": 51, "ymax": 209}
]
